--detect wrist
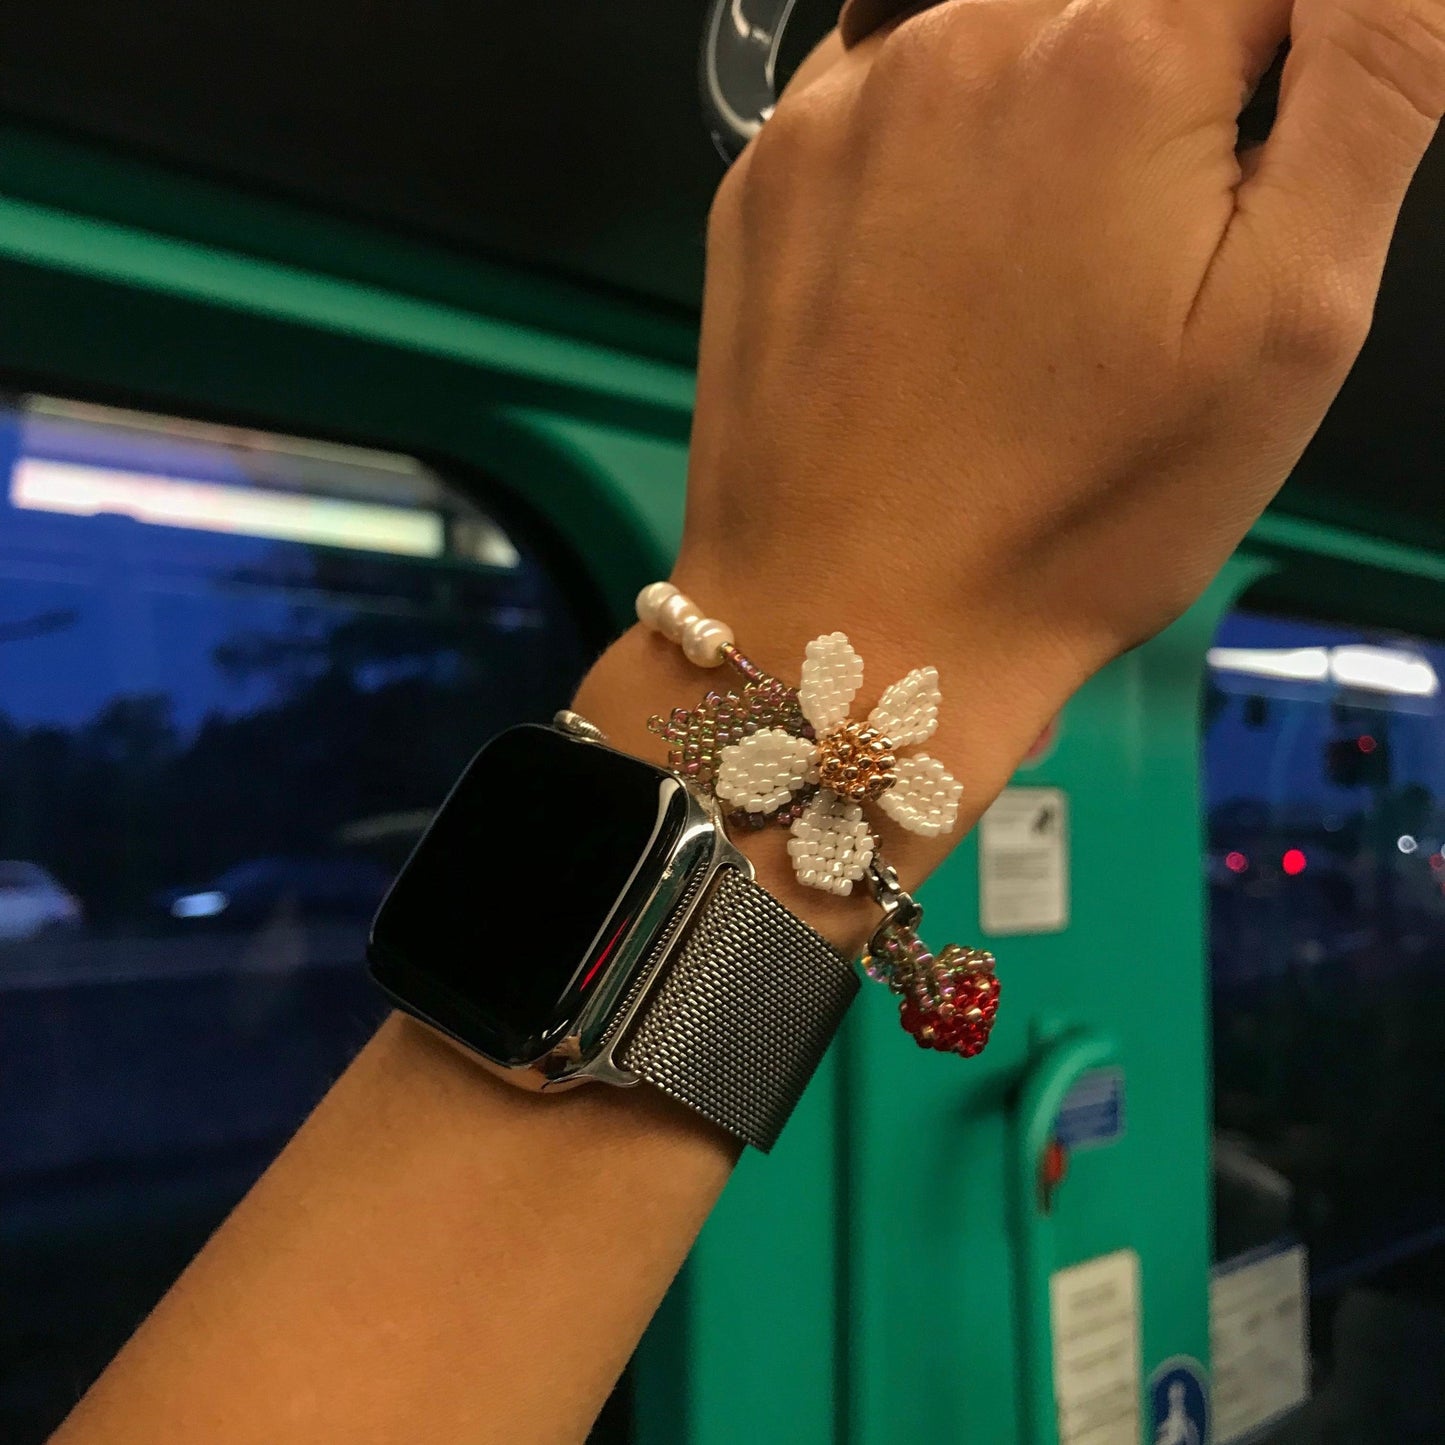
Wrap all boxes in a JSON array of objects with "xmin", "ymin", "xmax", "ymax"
[{"xmin": 570, "ymin": 592, "xmax": 1080, "ymax": 956}]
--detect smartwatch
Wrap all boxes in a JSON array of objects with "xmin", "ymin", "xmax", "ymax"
[{"xmin": 368, "ymin": 716, "xmax": 858, "ymax": 1151}]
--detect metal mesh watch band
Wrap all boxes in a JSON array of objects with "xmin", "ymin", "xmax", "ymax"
[{"xmin": 618, "ymin": 866, "xmax": 859, "ymax": 1152}]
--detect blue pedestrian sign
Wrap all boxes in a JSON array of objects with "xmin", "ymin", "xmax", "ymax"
[
  {"xmin": 1055, "ymin": 1067, "xmax": 1125, "ymax": 1150},
  {"xmin": 1149, "ymin": 1357, "xmax": 1210, "ymax": 1445}
]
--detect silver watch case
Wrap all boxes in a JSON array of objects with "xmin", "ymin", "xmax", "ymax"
[{"xmin": 406, "ymin": 714, "xmax": 754, "ymax": 1094}]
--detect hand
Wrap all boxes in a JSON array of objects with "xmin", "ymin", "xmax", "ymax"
[
  {"xmin": 579, "ymin": 0, "xmax": 1444, "ymax": 937},
  {"xmin": 679, "ymin": 0, "xmax": 1441, "ymax": 701}
]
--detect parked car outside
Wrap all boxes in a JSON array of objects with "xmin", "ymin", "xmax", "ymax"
[
  {"xmin": 152, "ymin": 855, "xmax": 392, "ymax": 929},
  {"xmin": 0, "ymin": 861, "xmax": 83, "ymax": 943}
]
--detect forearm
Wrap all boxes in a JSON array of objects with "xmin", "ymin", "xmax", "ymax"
[
  {"xmin": 52, "ymin": 606, "xmax": 1067, "ymax": 1445},
  {"xmin": 51, "ymin": 640, "xmax": 744, "ymax": 1445},
  {"xmin": 54, "ymin": 1005, "xmax": 735, "ymax": 1445}
]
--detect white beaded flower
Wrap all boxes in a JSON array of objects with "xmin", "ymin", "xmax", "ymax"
[{"xmin": 714, "ymin": 633, "xmax": 963, "ymax": 896}]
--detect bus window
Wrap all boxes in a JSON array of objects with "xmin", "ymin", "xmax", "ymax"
[
  {"xmin": 1204, "ymin": 609, "xmax": 1445, "ymax": 1443},
  {"xmin": 0, "ymin": 395, "xmax": 613, "ymax": 1441}
]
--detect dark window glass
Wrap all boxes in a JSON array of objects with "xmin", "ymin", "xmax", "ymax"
[
  {"xmin": 1205, "ymin": 608, "xmax": 1445, "ymax": 1442},
  {"xmin": 0, "ymin": 395, "xmax": 630, "ymax": 1441}
]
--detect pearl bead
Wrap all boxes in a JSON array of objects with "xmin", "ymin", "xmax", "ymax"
[
  {"xmin": 656, "ymin": 591, "xmax": 700, "ymax": 642},
  {"xmin": 681, "ymin": 616, "xmax": 734, "ymax": 667},
  {"xmin": 635, "ymin": 581, "xmax": 676, "ymax": 629}
]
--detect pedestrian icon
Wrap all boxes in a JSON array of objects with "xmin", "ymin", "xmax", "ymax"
[
  {"xmin": 1149, "ymin": 1358, "xmax": 1209, "ymax": 1445},
  {"xmin": 1156, "ymin": 1381, "xmax": 1199, "ymax": 1444}
]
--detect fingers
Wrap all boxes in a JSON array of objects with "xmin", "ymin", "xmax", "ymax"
[
  {"xmin": 1202, "ymin": 0, "xmax": 1294, "ymax": 94},
  {"xmin": 1236, "ymin": 0, "xmax": 1445, "ymax": 287}
]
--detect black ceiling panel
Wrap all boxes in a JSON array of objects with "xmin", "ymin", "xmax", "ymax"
[
  {"xmin": 1291, "ymin": 137, "xmax": 1445, "ymax": 540},
  {"xmin": 0, "ymin": 0, "xmax": 1439, "ymax": 545},
  {"xmin": 0, "ymin": 0, "xmax": 726, "ymax": 310}
]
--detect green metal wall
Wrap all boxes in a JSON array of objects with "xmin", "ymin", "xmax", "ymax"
[
  {"xmin": 5, "ymin": 134, "xmax": 1445, "ymax": 1445},
  {"xmin": 679, "ymin": 562, "xmax": 1257, "ymax": 1445}
]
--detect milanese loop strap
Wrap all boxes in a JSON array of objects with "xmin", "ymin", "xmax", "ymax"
[{"xmin": 619, "ymin": 867, "xmax": 859, "ymax": 1152}]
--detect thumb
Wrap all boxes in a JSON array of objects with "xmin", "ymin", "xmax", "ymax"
[{"xmin": 1233, "ymin": 0, "xmax": 1445, "ymax": 300}]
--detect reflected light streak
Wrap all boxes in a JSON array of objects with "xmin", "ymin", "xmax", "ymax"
[
  {"xmin": 1207, "ymin": 646, "xmax": 1330, "ymax": 683},
  {"xmin": 13, "ymin": 458, "xmax": 444, "ymax": 558},
  {"xmin": 170, "ymin": 890, "xmax": 228, "ymax": 919},
  {"xmin": 1330, "ymin": 645, "xmax": 1438, "ymax": 698},
  {"xmin": 1208, "ymin": 644, "xmax": 1439, "ymax": 698}
]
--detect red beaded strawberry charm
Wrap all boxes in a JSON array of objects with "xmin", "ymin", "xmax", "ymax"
[
  {"xmin": 860, "ymin": 862, "xmax": 1001, "ymax": 1059},
  {"xmin": 896, "ymin": 944, "xmax": 1000, "ymax": 1058}
]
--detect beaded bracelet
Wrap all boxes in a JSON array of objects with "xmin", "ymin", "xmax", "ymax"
[{"xmin": 635, "ymin": 581, "xmax": 1000, "ymax": 1059}]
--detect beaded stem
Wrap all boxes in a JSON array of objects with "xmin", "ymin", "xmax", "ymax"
[
  {"xmin": 720, "ymin": 642, "xmax": 766, "ymax": 682},
  {"xmin": 644, "ymin": 614, "xmax": 812, "ymax": 827}
]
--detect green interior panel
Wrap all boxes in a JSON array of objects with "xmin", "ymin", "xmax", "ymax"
[{"xmin": 840, "ymin": 557, "xmax": 1265, "ymax": 1445}]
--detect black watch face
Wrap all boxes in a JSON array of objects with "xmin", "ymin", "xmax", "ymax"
[{"xmin": 368, "ymin": 725, "xmax": 687, "ymax": 1064}]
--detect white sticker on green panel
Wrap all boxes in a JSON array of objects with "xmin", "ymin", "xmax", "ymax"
[
  {"xmin": 979, "ymin": 786, "xmax": 1069, "ymax": 935},
  {"xmin": 1211, "ymin": 1243, "xmax": 1309, "ymax": 1443},
  {"xmin": 1050, "ymin": 1248, "xmax": 1141, "ymax": 1445}
]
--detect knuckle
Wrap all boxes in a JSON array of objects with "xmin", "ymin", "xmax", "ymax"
[
  {"xmin": 1054, "ymin": 1, "xmax": 1194, "ymax": 87},
  {"xmin": 1268, "ymin": 269, "xmax": 1374, "ymax": 372},
  {"xmin": 743, "ymin": 92, "xmax": 833, "ymax": 185},
  {"xmin": 866, "ymin": 13, "xmax": 943, "ymax": 96},
  {"xmin": 866, "ymin": 2, "xmax": 1020, "ymax": 102}
]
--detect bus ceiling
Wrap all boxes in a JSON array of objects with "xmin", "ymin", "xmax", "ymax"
[{"xmin": 0, "ymin": 0, "xmax": 1441, "ymax": 550}]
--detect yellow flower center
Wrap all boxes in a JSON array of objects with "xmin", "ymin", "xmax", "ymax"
[{"xmin": 816, "ymin": 722, "xmax": 898, "ymax": 803}]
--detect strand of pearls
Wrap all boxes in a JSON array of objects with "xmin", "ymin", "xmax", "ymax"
[{"xmin": 635, "ymin": 581, "xmax": 736, "ymax": 668}]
